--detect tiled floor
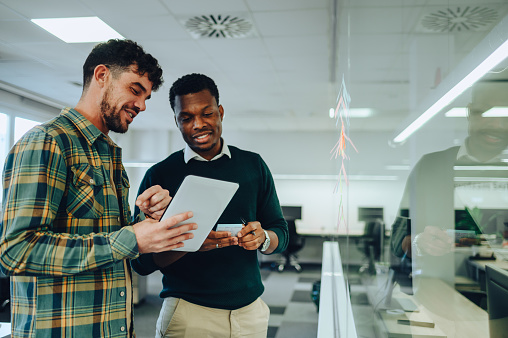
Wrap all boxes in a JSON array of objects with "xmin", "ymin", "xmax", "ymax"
[{"xmin": 132, "ymin": 263, "xmax": 322, "ymax": 338}]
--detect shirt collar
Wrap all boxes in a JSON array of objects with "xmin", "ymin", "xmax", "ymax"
[
  {"xmin": 183, "ymin": 139, "xmax": 231, "ymax": 163},
  {"xmin": 61, "ymin": 107, "xmax": 106, "ymax": 146},
  {"xmin": 457, "ymin": 138, "xmax": 503, "ymax": 163}
]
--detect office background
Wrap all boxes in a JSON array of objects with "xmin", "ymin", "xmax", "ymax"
[{"xmin": 1, "ymin": 0, "xmax": 508, "ymax": 337}]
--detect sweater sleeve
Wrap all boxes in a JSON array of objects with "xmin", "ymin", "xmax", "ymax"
[{"xmin": 257, "ymin": 156, "xmax": 288, "ymax": 254}]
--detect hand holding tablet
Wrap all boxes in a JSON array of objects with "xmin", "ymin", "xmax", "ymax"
[{"xmin": 159, "ymin": 175, "xmax": 239, "ymax": 252}]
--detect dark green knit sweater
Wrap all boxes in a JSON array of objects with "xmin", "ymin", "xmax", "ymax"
[{"xmin": 130, "ymin": 146, "xmax": 288, "ymax": 309}]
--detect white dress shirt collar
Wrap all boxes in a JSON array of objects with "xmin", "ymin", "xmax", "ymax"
[{"xmin": 183, "ymin": 139, "xmax": 231, "ymax": 163}]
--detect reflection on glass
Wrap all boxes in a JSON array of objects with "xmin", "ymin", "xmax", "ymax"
[{"xmin": 387, "ymin": 81, "xmax": 508, "ymax": 337}]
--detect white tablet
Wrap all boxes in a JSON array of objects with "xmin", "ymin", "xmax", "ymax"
[{"xmin": 159, "ymin": 175, "xmax": 239, "ymax": 252}]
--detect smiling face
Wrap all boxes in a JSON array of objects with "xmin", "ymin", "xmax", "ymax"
[
  {"xmin": 174, "ymin": 89, "xmax": 224, "ymax": 160},
  {"xmin": 100, "ymin": 67, "xmax": 153, "ymax": 134}
]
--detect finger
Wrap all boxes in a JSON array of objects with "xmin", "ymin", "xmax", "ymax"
[
  {"xmin": 238, "ymin": 222, "xmax": 260, "ymax": 237},
  {"xmin": 239, "ymin": 240, "xmax": 260, "ymax": 250},
  {"xmin": 217, "ymin": 237, "xmax": 238, "ymax": 248},
  {"xmin": 161, "ymin": 232, "xmax": 194, "ymax": 251},
  {"xmin": 136, "ymin": 185, "xmax": 165, "ymax": 206},
  {"xmin": 165, "ymin": 223, "xmax": 197, "ymax": 237},
  {"xmin": 148, "ymin": 196, "xmax": 170, "ymax": 213},
  {"xmin": 209, "ymin": 231, "xmax": 232, "ymax": 239},
  {"xmin": 161, "ymin": 211, "xmax": 194, "ymax": 229}
]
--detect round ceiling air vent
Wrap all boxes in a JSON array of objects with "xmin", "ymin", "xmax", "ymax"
[
  {"xmin": 185, "ymin": 15, "xmax": 253, "ymax": 38},
  {"xmin": 421, "ymin": 6, "xmax": 498, "ymax": 32}
]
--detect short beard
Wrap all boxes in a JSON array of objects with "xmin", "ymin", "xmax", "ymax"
[{"xmin": 100, "ymin": 87, "xmax": 128, "ymax": 134}]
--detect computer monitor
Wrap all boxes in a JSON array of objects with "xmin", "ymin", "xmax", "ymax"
[
  {"xmin": 486, "ymin": 264, "xmax": 508, "ymax": 338},
  {"xmin": 281, "ymin": 206, "xmax": 301, "ymax": 221},
  {"xmin": 358, "ymin": 207, "xmax": 383, "ymax": 222}
]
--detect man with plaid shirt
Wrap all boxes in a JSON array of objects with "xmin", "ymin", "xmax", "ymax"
[{"xmin": 0, "ymin": 39, "xmax": 196, "ymax": 337}]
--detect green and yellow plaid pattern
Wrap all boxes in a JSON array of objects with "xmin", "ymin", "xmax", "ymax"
[{"xmin": 1, "ymin": 108, "xmax": 139, "ymax": 337}]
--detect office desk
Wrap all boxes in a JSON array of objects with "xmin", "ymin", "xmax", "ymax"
[
  {"xmin": 369, "ymin": 277, "xmax": 488, "ymax": 337},
  {"xmin": 467, "ymin": 257, "xmax": 508, "ymax": 291}
]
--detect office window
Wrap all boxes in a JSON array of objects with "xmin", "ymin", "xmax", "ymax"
[
  {"xmin": 0, "ymin": 112, "xmax": 9, "ymax": 204},
  {"xmin": 14, "ymin": 117, "xmax": 39, "ymax": 144}
]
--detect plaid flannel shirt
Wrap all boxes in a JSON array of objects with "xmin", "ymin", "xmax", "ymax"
[{"xmin": 0, "ymin": 108, "xmax": 140, "ymax": 337}]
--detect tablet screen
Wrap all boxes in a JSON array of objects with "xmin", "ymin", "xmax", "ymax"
[{"xmin": 159, "ymin": 175, "xmax": 239, "ymax": 252}]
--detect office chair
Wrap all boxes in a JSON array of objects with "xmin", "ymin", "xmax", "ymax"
[
  {"xmin": 359, "ymin": 219, "xmax": 384, "ymax": 274},
  {"xmin": 277, "ymin": 220, "xmax": 305, "ymax": 272}
]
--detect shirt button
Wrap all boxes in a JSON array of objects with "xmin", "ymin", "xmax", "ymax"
[
  {"xmin": 89, "ymin": 179, "xmax": 95, "ymax": 184},
  {"xmin": 120, "ymin": 291, "xmax": 125, "ymax": 297},
  {"xmin": 117, "ymin": 217, "xmax": 121, "ymax": 222},
  {"xmin": 120, "ymin": 326, "xmax": 125, "ymax": 332}
]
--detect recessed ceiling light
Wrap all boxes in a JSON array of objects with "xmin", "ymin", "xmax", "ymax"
[
  {"xmin": 444, "ymin": 107, "xmax": 467, "ymax": 117},
  {"xmin": 31, "ymin": 17, "xmax": 124, "ymax": 43},
  {"xmin": 184, "ymin": 14, "xmax": 254, "ymax": 39}
]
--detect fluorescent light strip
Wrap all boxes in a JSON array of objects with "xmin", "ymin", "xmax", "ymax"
[
  {"xmin": 454, "ymin": 166, "xmax": 508, "ymax": 171},
  {"xmin": 483, "ymin": 107, "xmax": 508, "ymax": 117},
  {"xmin": 393, "ymin": 38, "xmax": 508, "ymax": 144},
  {"xmin": 454, "ymin": 177, "xmax": 508, "ymax": 182},
  {"xmin": 31, "ymin": 17, "xmax": 124, "ymax": 43},
  {"xmin": 273, "ymin": 174, "xmax": 398, "ymax": 181},
  {"xmin": 444, "ymin": 107, "xmax": 468, "ymax": 117}
]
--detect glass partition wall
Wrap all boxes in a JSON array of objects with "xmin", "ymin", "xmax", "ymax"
[{"xmin": 339, "ymin": 1, "xmax": 508, "ymax": 337}]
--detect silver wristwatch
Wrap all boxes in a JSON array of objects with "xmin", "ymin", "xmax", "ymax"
[{"xmin": 260, "ymin": 230, "xmax": 270, "ymax": 252}]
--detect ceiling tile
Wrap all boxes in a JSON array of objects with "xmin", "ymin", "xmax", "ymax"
[
  {"xmin": 0, "ymin": 0, "xmax": 93, "ymax": 19},
  {"xmin": 197, "ymin": 38, "xmax": 268, "ymax": 58},
  {"xmin": 82, "ymin": 0, "xmax": 170, "ymax": 18},
  {"xmin": 0, "ymin": 21, "xmax": 60, "ymax": 43},
  {"xmin": 263, "ymin": 36, "xmax": 328, "ymax": 56},
  {"xmin": 106, "ymin": 15, "xmax": 189, "ymax": 41},
  {"xmin": 252, "ymin": 9, "xmax": 329, "ymax": 37},
  {"xmin": 246, "ymin": 0, "xmax": 328, "ymax": 11},
  {"xmin": 161, "ymin": 0, "xmax": 249, "ymax": 16}
]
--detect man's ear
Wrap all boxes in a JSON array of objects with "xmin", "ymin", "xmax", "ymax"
[
  {"xmin": 219, "ymin": 105, "xmax": 224, "ymax": 121},
  {"xmin": 94, "ymin": 65, "xmax": 110, "ymax": 88}
]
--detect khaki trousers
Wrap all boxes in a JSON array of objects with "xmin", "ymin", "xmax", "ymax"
[{"xmin": 155, "ymin": 297, "xmax": 270, "ymax": 338}]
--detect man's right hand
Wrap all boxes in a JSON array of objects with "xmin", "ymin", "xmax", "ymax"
[
  {"xmin": 199, "ymin": 230, "xmax": 238, "ymax": 251},
  {"xmin": 133, "ymin": 211, "xmax": 196, "ymax": 254}
]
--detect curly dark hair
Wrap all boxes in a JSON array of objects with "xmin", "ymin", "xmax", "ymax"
[
  {"xmin": 82, "ymin": 39, "xmax": 163, "ymax": 91},
  {"xmin": 169, "ymin": 73, "xmax": 219, "ymax": 112}
]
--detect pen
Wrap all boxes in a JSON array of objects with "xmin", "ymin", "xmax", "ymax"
[{"xmin": 240, "ymin": 217, "xmax": 256, "ymax": 236}]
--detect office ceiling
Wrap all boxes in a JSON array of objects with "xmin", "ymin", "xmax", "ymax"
[{"xmin": 0, "ymin": 0, "xmax": 508, "ymax": 136}]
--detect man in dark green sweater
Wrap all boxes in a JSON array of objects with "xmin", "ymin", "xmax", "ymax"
[{"xmin": 131, "ymin": 73, "xmax": 288, "ymax": 338}]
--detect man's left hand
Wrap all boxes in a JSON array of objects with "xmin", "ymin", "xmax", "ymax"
[
  {"xmin": 238, "ymin": 221, "xmax": 264, "ymax": 250},
  {"xmin": 135, "ymin": 185, "xmax": 171, "ymax": 220}
]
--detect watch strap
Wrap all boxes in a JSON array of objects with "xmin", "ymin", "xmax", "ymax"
[{"xmin": 261, "ymin": 229, "xmax": 270, "ymax": 252}]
